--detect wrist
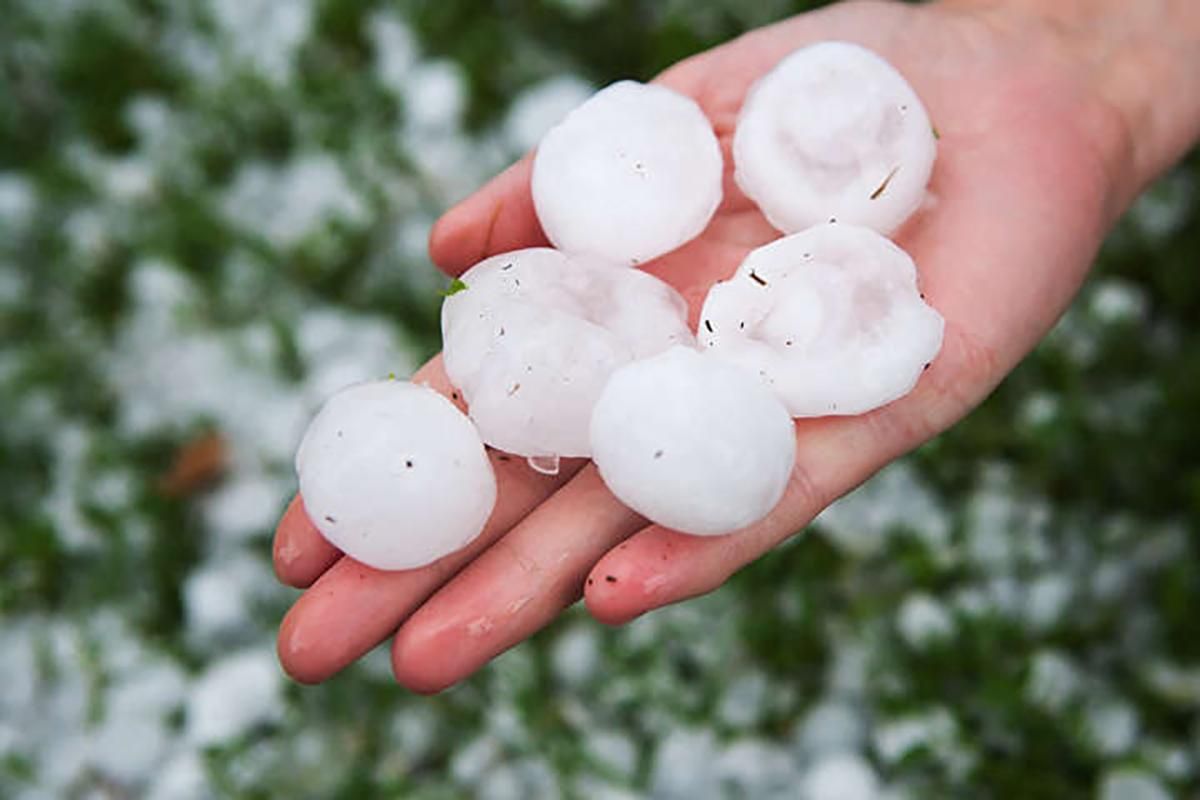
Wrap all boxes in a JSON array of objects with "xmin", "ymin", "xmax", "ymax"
[{"xmin": 939, "ymin": 0, "xmax": 1200, "ymax": 207}]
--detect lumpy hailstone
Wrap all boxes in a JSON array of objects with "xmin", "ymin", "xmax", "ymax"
[
  {"xmin": 699, "ymin": 223, "xmax": 944, "ymax": 417},
  {"xmin": 295, "ymin": 380, "xmax": 496, "ymax": 571},
  {"xmin": 442, "ymin": 248, "xmax": 693, "ymax": 458},
  {"xmin": 590, "ymin": 346, "xmax": 796, "ymax": 536},
  {"xmin": 532, "ymin": 80, "xmax": 723, "ymax": 266},
  {"xmin": 734, "ymin": 41, "xmax": 936, "ymax": 235}
]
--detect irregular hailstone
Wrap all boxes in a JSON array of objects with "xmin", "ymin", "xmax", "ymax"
[
  {"xmin": 531, "ymin": 80, "xmax": 723, "ymax": 266},
  {"xmin": 442, "ymin": 248, "xmax": 693, "ymax": 458},
  {"xmin": 590, "ymin": 346, "xmax": 795, "ymax": 536},
  {"xmin": 699, "ymin": 223, "xmax": 943, "ymax": 417},
  {"xmin": 295, "ymin": 380, "xmax": 496, "ymax": 570},
  {"xmin": 734, "ymin": 41, "xmax": 936, "ymax": 235}
]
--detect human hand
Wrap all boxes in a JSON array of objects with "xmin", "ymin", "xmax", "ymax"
[{"xmin": 273, "ymin": 0, "xmax": 1170, "ymax": 691}]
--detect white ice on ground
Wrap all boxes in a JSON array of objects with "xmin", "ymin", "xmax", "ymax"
[
  {"xmin": 450, "ymin": 735, "xmax": 502, "ymax": 786},
  {"xmin": 296, "ymin": 306, "xmax": 414, "ymax": 406},
  {"xmin": 221, "ymin": 153, "xmax": 369, "ymax": 250},
  {"xmin": 793, "ymin": 700, "xmax": 866, "ymax": 757},
  {"xmin": 801, "ymin": 752, "xmax": 879, "ymax": 800},
  {"xmin": 717, "ymin": 671, "xmax": 770, "ymax": 728},
  {"xmin": 208, "ymin": 0, "xmax": 313, "ymax": 83},
  {"xmin": 442, "ymin": 248, "xmax": 693, "ymax": 457},
  {"xmin": 649, "ymin": 728, "xmax": 718, "ymax": 799},
  {"xmin": 734, "ymin": 42, "xmax": 936, "ymax": 235},
  {"xmin": 146, "ymin": 750, "xmax": 212, "ymax": 800},
  {"xmin": 0, "ymin": 615, "xmax": 193, "ymax": 795},
  {"xmin": 202, "ymin": 470, "xmax": 289, "ymax": 543},
  {"xmin": 1024, "ymin": 649, "xmax": 1083, "ymax": 712},
  {"xmin": 552, "ymin": 625, "xmax": 601, "ymax": 687},
  {"xmin": 184, "ymin": 551, "xmax": 275, "ymax": 643},
  {"xmin": 895, "ymin": 592, "xmax": 954, "ymax": 648},
  {"xmin": 186, "ymin": 647, "xmax": 284, "ymax": 746},
  {"xmin": 85, "ymin": 661, "xmax": 188, "ymax": 784},
  {"xmin": 532, "ymin": 81, "xmax": 723, "ymax": 265},
  {"xmin": 0, "ymin": 172, "xmax": 36, "ymax": 229},
  {"xmin": 873, "ymin": 707, "xmax": 958, "ymax": 765},
  {"xmin": 46, "ymin": 424, "xmax": 100, "ymax": 552},
  {"xmin": 367, "ymin": 12, "xmax": 418, "ymax": 97},
  {"xmin": 816, "ymin": 461, "xmax": 950, "ymax": 559},
  {"xmin": 1023, "ymin": 572, "xmax": 1073, "ymax": 631},
  {"xmin": 505, "ymin": 75, "xmax": 595, "ymax": 153},
  {"xmin": 584, "ymin": 729, "xmax": 638, "ymax": 780},
  {"xmin": 714, "ymin": 739, "xmax": 799, "ymax": 799},
  {"xmin": 1141, "ymin": 659, "xmax": 1200, "ymax": 706},
  {"xmin": 1098, "ymin": 768, "xmax": 1172, "ymax": 800},
  {"xmin": 296, "ymin": 380, "xmax": 497, "ymax": 570},
  {"xmin": 111, "ymin": 261, "xmax": 312, "ymax": 463},
  {"xmin": 402, "ymin": 60, "xmax": 467, "ymax": 131},
  {"xmin": 1089, "ymin": 277, "xmax": 1149, "ymax": 325},
  {"xmin": 590, "ymin": 346, "xmax": 796, "ymax": 535},
  {"xmin": 477, "ymin": 758, "xmax": 559, "ymax": 800},
  {"xmin": 699, "ymin": 223, "xmax": 943, "ymax": 417},
  {"xmin": 1083, "ymin": 697, "xmax": 1139, "ymax": 757}
]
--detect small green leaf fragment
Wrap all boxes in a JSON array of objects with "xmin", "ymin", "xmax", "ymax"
[
  {"xmin": 441, "ymin": 278, "xmax": 469, "ymax": 297},
  {"xmin": 932, "ymin": 124, "xmax": 941, "ymax": 140}
]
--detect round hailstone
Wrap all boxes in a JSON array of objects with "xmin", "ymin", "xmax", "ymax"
[
  {"xmin": 295, "ymin": 380, "xmax": 496, "ymax": 571},
  {"xmin": 698, "ymin": 223, "xmax": 943, "ymax": 417},
  {"xmin": 734, "ymin": 41, "xmax": 936, "ymax": 235},
  {"xmin": 590, "ymin": 346, "xmax": 795, "ymax": 536},
  {"xmin": 531, "ymin": 80, "xmax": 723, "ymax": 266},
  {"xmin": 442, "ymin": 248, "xmax": 693, "ymax": 458}
]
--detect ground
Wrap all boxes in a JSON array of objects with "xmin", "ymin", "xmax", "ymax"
[{"xmin": 1, "ymin": 1, "xmax": 1197, "ymax": 797}]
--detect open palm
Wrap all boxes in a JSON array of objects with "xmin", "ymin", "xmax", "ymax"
[{"xmin": 273, "ymin": 0, "xmax": 1131, "ymax": 691}]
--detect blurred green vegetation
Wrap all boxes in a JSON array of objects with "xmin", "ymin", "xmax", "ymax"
[{"xmin": 0, "ymin": 0, "xmax": 1197, "ymax": 797}]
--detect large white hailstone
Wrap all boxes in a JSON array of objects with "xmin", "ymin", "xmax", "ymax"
[
  {"xmin": 295, "ymin": 380, "xmax": 496, "ymax": 571},
  {"xmin": 589, "ymin": 346, "xmax": 795, "ymax": 536},
  {"xmin": 531, "ymin": 80, "xmax": 723, "ymax": 266},
  {"xmin": 442, "ymin": 248, "xmax": 693, "ymax": 458},
  {"xmin": 699, "ymin": 223, "xmax": 943, "ymax": 417},
  {"xmin": 734, "ymin": 41, "xmax": 936, "ymax": 235}
]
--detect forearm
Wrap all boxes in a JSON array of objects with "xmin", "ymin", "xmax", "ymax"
[{"xmin": 943, "ymin": 0, "xmax": 1200, "ymax": 205}]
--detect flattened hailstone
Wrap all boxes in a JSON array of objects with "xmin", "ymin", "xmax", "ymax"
[
  {"xmin": 295, "ymin": 380, "xmax": 496, "ymax": 570},
  {"xmin": 442, "ymin": 248, "xmax": 693, "ymax": 458},
  {"xmin": 531, "ymin": 80, "xmax": 723, "ymax": 266},
  {"xmin": 699, "ymin": 223, "xmax": 943, "ymax": 417},
  {"xmin": 734, "ymin": 41, "xmax": 936, "ymax": 235},
  {"xmin": 590, "ymin": 346, "xmax": 795, "ymax": 536}
]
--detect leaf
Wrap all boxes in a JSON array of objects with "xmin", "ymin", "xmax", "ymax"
[{"xmin": 440, "ymin": 278, "xmax": 469, "ymax": 297}]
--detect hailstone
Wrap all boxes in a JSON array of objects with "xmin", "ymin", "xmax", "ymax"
[
  {"xmin": 734, "ymin": 41, "xmax": 936, "ymax": 235},
  {"xmin": 698, "ymin": 223, "xmax": 944, "ymax": 417},
  {"xmin": 295, "ymin": 380, "xmax": 496, "ymax": 571},
  {"xmin": 441, "ymin": 248, "xmax": 693, "ymax": 458},
  {"xmin": 532, "ymin": 80, "xmax": 723, "ymax": 266},
  {"xmin": 589, "ymin": 346, "xmax": 796, "ymax": 536}
]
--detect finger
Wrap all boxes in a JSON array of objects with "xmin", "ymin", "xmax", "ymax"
[
  {"xmin": 391, "ymin": 466, "xmax": 643, "ymax": 693},
  {"xmin": 273, "ymin": 495, "xmax": 341, "ymax": 588},
  {"xmin": 427, "ymin": 156, "xmax": 548, "ymax": 277},
  {"xmin": 277, "ymin": 452, "xmax": 584, "ymax": 684},
  {"xmin": 585, "ymin": 323, "xmax": 998, "ymax": 625}
]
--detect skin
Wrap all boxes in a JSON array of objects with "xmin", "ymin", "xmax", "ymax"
[{"xmin": 272, "ymin": 0, "xmax": 1200, "ymax": 692}]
